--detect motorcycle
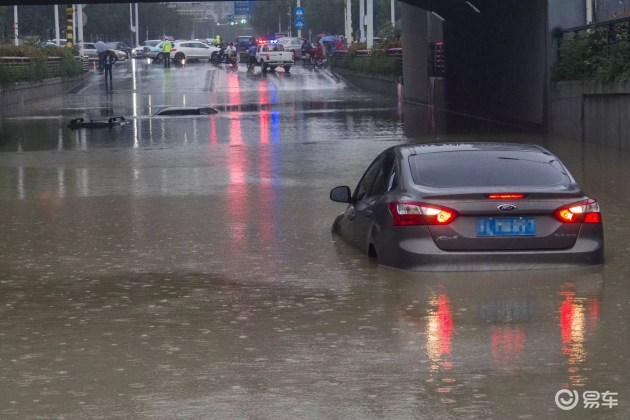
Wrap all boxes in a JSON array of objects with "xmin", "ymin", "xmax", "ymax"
[{"xmin": 212, "ymin": 47, "xmax": 238, "ymax": 67}]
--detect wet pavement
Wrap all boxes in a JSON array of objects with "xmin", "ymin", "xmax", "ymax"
[{"xmin": 0, "ymin": 59, "xmax": 629, "ymax": 419}]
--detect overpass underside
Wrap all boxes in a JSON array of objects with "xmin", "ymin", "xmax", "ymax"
[{"xmin": 402, "ymin": 0, "xmax": 547, "ymax": 130}]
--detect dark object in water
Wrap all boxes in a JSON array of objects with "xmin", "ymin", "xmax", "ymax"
[
  {"xmin": 68, "ymin": 116, "xmax": 127, "ymax": 129},
  {"xmin": 154, "ymin": 106, "xmax": 218, "ymax": 116}
]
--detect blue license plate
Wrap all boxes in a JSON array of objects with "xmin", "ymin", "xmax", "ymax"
[{"xmin": 476, "ymin": 217, "xmax": 536, "ymax": 237}]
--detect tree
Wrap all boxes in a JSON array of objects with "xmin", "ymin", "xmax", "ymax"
[
  {"xmin": 250, "ymin": 0, "xmax": 400, "ymax": 42},
  {"xmin": 0, "ymin": 4, "xmax": 196, "ymax": 46}
]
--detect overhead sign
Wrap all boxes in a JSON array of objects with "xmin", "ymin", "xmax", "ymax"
[
  {"xmin": 294, "ymin": 7, "xmax": 305, "ymax": 18},
  {"xmin": 294, "ymin": 18, "xmax": 305, "ymax": 30},
  {"xmin": 235, "ymin": 1, "xmax": 255, "ymax": 18}
]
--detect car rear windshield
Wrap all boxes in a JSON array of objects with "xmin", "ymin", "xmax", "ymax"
[{"xmin": 408, "ymin": 151, "xmax": 572, "ymax": 188}]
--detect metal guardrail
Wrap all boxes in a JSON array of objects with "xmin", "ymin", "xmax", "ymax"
[
  {"xmin": 555, "ymin": 15, "xmax": 630, "ymax": 81},
  {"xmin": 562, "ymin": 15, "xmax": 630, "ymax": 34}
]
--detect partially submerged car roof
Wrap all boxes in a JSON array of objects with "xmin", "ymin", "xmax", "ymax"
[
  {"xmin": 154, "ymin": 107, "xmax": 218, "ymax": 116},
  {"xmin": 398, "ymin": 142, "xmax": 551, "ymax": 156}
]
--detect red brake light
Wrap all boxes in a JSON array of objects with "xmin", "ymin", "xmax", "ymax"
[
  {"xmin": 554, "ymin": 199, "xmax": 601, "ymax": 224},
  {"xmin": 389, "ymin": 202, "xmax": 458, "ymax": 226},
  {"xmin": 486, "ymin": 194, "xmax": 526, "ymax": 199}
]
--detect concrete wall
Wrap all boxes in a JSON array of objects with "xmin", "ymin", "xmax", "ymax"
[
  {"xmin": 550, "ymin": 81, "xmax": 630, "ymax": 150},
  {"xmin": 0, "ymin": 75, "xmax": 87, "ymax": 116},
  {"xmin": 443, "ymin": 0, "xmax": 547, "ymax": 126},
  {"xmin": 333, "ymin": 68, "xmax": 400, "ymax": 98}
]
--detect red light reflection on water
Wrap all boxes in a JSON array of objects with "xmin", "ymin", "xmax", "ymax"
[
  {"xmin": 491, "ymin": 326, "xmax": 525, "ymax": 370},
  {"xmin": 259, "ymin": 80, "xmax": 270, "ymax": 144},
  {"xmin": 228, "ymin": 72, "xmax": 242, "ymax": 145},
  {"xmin": 426, "ymin": 293, "xmax": 454, "ymax": 371},
  {"xmin": 209, "ymin": 115, "xmax": 217, "ymax": 144},
  {"xmin": 558, "ymin": 282, "xmax": 600, "ymax": 386}
]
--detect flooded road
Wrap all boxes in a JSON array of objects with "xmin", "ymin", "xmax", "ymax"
[{"xmin": 0, "ymin": 60, "xmax": 629, "ymax": 419}]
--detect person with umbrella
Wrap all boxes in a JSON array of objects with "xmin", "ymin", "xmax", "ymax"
[
  {"xmin": 95, "ymin": 41, "xmax": 108, "ymax": 73},
  {"xmin": 102, "ymin": 49, "xmax": 118, "ymax": 89}
]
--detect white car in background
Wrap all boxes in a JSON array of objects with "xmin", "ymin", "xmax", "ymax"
[
  {"xmin": 170, "ymin": 40, "xmax": 221, "ymax": 64},
  {"xmin": 132, "ymin": 39, "xmax": 161, "ymax": 58},
  {"xmin": 82, "ymin": 42, "xmax": 126, "ymax": 61},
  {"xmin": 276, "ymin": 37, "xmax": 306, "ymax": 58}
]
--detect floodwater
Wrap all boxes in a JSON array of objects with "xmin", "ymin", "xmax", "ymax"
[{"xmin": 0, "ymin": 60, "xmax": 629, "ymax": 419}]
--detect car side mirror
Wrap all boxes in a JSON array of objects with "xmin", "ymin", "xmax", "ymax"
[{"xmin": 330, "ymin": 186, "xmax": 352, "ymax": 203}]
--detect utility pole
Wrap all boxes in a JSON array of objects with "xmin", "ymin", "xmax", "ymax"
[
  {"xmin": 367, "ymin": 0, "xmax": 374, "ymax": 48},
  {"xmin": 586, "ymin": 0, "xmax": 594, "ymax": 24},
  {"xmin": 130, "ymin": 3, "xmax": 139, "ymax": 47},
  {"xmin": 77, "ymin": 4, "xmax": 84, "ymax": 56},
  {"xmin": 13, "ymin": 6, "xmax": 18, "ymax": 45},
  {"xmin": 297, "ymin": 0, "xmax": 301, "ymax": 38},
  {"xmin": 135, "ymin": 3, "xmax": 139, "ymax": 47},
  {"xmin": 391, "ymin": 0, "xmax": 395, "ymax": 25},
  {"xmin": 359, "ymin": 0, "xmax": 365, "ymax": 41},
  {"xmin": 345, "ymin": 0, "xmax": 352, "ymax": 43},
  {"xmin": 54, "ymin": 5, "xmax": 60, "ymax": 45}
]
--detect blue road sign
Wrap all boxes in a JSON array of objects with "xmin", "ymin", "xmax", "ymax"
[
  {"xmin": 294, "ymin": 7, "xmax": 305, "ymax": 18},
  {"xmin": 294, "ymin": 18, "xmax": 305, "ymax": 30}
]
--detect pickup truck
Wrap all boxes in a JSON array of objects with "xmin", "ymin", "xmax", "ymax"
[{"xmin": 256, "ymin": 41, "xmax": 294, "ymax": 73}]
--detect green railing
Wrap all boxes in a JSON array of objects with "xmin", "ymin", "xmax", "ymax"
[{"xmin": 0, "ymin": 56, "xmax": 85, "ymax": 86}]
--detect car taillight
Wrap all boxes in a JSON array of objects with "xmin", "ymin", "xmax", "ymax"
[
  {"xmin": 554, "ymin": 199, "xmax": 602, "ymax": 224},
  {"xmin": 266, "ymin": 54, "xmax": 270, "ymax": 60},
  {"xmin": 292, "ymin": 52, "xmax": 295, "ymax": 60},
  {"xmin": 171, "ymin": 48, "xmax": 177, "ymax": 51},
  {"xmin": 389, "ymin": 202, "xmax": 458, "ymax": 226},
  {"xmin": 486, "ymin": 193, "xmax": 526, "ymax": 199}
]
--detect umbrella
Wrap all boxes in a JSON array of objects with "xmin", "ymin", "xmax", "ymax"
[
  {"xmin": 95, "ymin": 41, "xmax": 108, "ymax": 53},
  {"xmin": 318, "ymin": 36, "xmax": 336, "ymax": 44}
]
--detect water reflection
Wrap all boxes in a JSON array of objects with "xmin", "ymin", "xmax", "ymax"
[
  {"xmin": 491, "ymin": 325, "xmax": 525, "ymax": 371},
  {"xmin": 390, "ymin": 269, "xmax": 604, "ymax": 395},
  {"xmin": 425, "ymin": 291, "xmax": 454, "ymax": 372},
  {"xmin": 558, "ymin": 282, "xmax": 601, "ymax": 387}
]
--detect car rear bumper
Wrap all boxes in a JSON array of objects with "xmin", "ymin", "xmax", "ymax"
[{"xmin": 375, "ymin": 225, "xmax": 604, "ymax": 272}]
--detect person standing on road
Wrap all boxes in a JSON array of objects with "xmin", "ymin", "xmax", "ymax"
[
  {"xmin": 247, "ymin": 41, "xmax": 257, "ymax": 69},
  {"xmin": 162, "ymin": 37, "xmax": 173, "ymax": 68},
  {"xmin": 103, "ymin": 50, "xmax": 117, "ymax": 89}
]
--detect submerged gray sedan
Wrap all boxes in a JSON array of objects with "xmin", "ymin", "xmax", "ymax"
[{"xmin": 330, "ymin": 143, "xmax": 604, "ymax": 271}]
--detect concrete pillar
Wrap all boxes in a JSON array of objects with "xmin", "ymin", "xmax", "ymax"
[{"xmin": 401, "ymin": 3, "xmax": 429, "ymax": 104}]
